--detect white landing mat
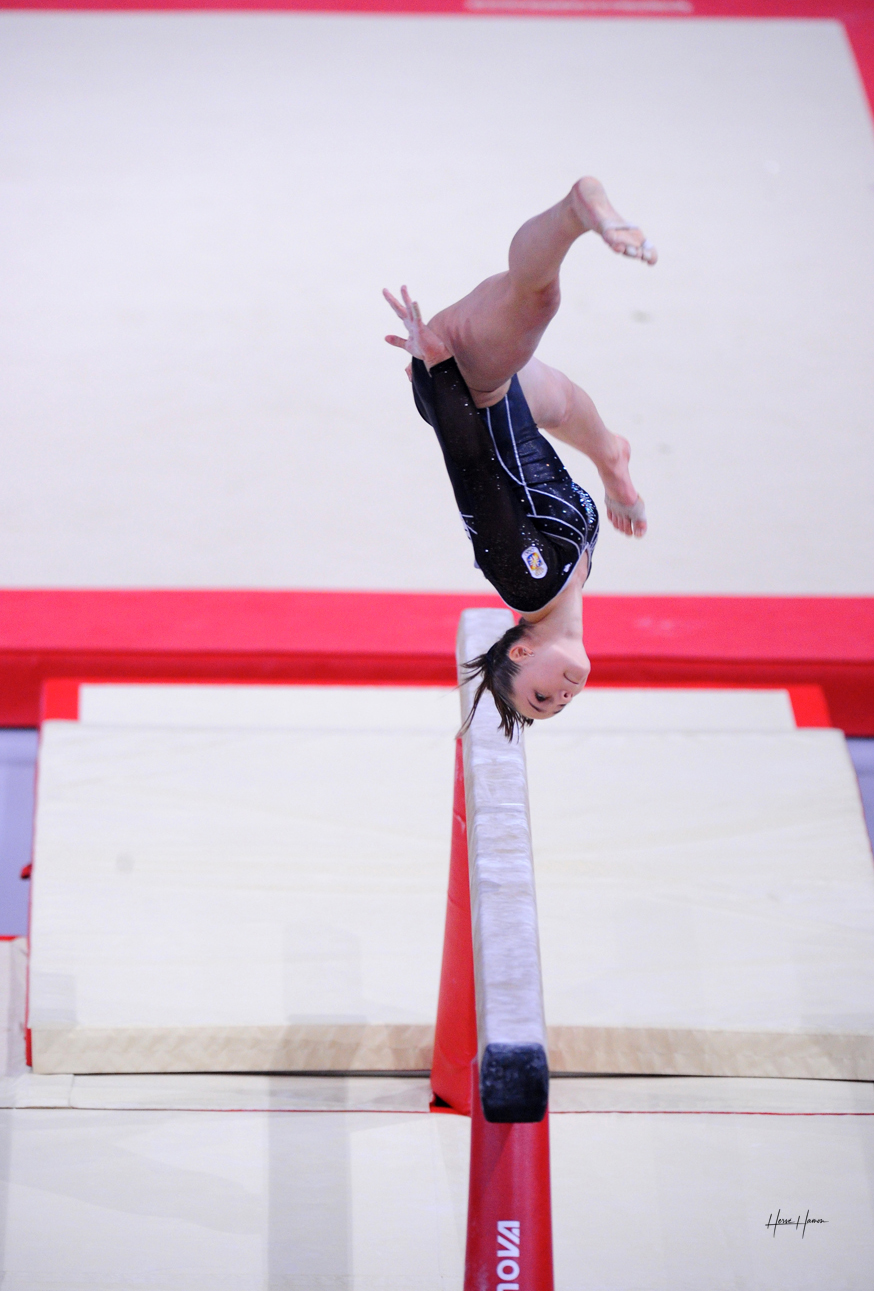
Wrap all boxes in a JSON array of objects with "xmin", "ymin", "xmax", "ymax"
[
  {"xmin": 29, "ymin": 711, "xmax": 457, "ymax": 1074},
  {"xmin": 30, "ymin": 683, "xmax": 864, "ymax": 1076},
  {"xmin": 0, "ymin": 939, "xmax": 26, "ymax": 1083},
  {"xmin": 549, "ymin": 1098, "xmax": 874, "ymax": 1291},
  {"xmin": 526, "ymin": 724, "xmax": 874, "ymax": 1077},
  {"xmin": 0, "ymin": 1107, "xmax": 470, "ymax": 1291},
  {"xmin": 28, "ymin": 684, "xmax": 795, "ymax": 1074},
  {"xmin": 1, "ymin": 15, "xmax": 873, "ymax": 594},
  {"xmin": 3, "ymin": 941, "xmax": 874, "ymax": 1288},
  {"xmin": 1, "ymin": 1095, "xmax": 872, "ymax": 1290}
]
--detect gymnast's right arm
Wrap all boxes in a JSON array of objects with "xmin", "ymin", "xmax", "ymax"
[
  {"xmin": 426, "ymin": 358, "xmax": 495, "ymax": 469},
  {"xmin": 423, "ymin": 359, "xmax": 567, "ymax": 612}
]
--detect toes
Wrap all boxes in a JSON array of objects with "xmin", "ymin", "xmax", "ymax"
[
  {"xmin": 607, "ymin": 504, "xmax": 643, "ymax": 537},
  {"xmin": 605, "ymin": 231, "xmax": 656, "ymax": 263},
  {"xmin": 607, "ymin": 236, "xmax": 643, "ymax": 258}
]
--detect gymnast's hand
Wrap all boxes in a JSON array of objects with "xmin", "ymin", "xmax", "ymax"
[{"xmin": 383, "ymin": 286, "xmax": 452, "ymax": 371}]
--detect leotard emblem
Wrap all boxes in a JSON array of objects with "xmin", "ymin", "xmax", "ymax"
[{"xmin": 521, "ymin": 545, "xmax": 548, "ymax": 579}]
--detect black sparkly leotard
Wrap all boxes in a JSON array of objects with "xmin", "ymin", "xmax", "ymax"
[{"xmin": 412, "ymin": 357, "xmax": 599, "ymax": 614}]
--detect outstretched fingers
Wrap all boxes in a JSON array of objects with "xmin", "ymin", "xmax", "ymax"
[
  {"xmin": 383, "ymin": 285, "xmax": 420, "ymax": 323},
  {"xmin": 383, "ymin": 285, "xmax": 418, "ymax": 356},
  {"xmin": 400, "ymin": 285, "xmax": 423, "ymax": 325},
  {"xmin": 383, "ymin": 285, "xmax": 421, "ymax": 354},
  {"xmin": 383, "ymin": 287, "xmax": 408, "ymax": 320},
  {"xmin": 382, "ymin": 284, "xmax": 452, "ymax": 369}
]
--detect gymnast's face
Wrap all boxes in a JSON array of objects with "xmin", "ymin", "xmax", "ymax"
[{"xmin": 507, "ymin": 637, "xmax": 590, "ymax": 721}]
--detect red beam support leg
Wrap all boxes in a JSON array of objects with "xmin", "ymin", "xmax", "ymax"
[
  {"xmin": 465, "ymin": 1060, "xmax": 554, "ymax": 1291},
  {"xmin": 431, "ymin": 738, "xmax": 478, "ymax": 1115},
  {"xmin": 433, "ymin": 732, "xmax": 554, "ymax": 1285}
]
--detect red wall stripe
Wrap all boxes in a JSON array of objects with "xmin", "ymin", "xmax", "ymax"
[{"xmin": 3, "ymin": 590, "xmax": 873, "ymax": 731}]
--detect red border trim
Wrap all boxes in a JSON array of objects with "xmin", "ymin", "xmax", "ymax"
[
  {"xmin": 4, "ymin": 591, "xmax": 873, "ymax": 731},
  {"xmin": 2, "ymin": 2, "xmax": 874, "ymax": 14},
  {"xmin": 786, "ymin": 684, "xmax": 832, "ymax": 727},
  {"xmin": 41, "ymin": 679, "xmax": 81, "ymax": 722}
]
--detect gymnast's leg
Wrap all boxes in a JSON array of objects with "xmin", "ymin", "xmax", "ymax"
[{"xmin": 427, "ymin": 177, "xmax": 656, "ymax": 406}]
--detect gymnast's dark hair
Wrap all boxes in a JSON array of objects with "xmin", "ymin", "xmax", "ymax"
[{"xmin": 459, "ymin": 621, "xmax": 534, "ymax": 742}]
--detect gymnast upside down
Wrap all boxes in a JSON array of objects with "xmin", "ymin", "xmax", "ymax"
[{"xmin": 384, "ymin": 177, "xmax": 655, "ymax": 738}]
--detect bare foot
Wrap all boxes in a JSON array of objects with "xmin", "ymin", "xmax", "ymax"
[
  {"xmin": 600, "ymin": 435, "xmax": 648, "ymax": 538},
  {"xmin": 570, "ymin": 177, "xmax": 657, "ymax": 265}
]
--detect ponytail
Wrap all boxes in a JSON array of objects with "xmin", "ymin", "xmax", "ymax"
[{"xmin": 459, "ymin": 621, "xmax": 533, "ymax": 742}]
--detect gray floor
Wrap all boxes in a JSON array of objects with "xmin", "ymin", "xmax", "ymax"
[
  {"xmin": 3, "ymin": 728, "xmax": 873, "ymax": 939},
  {"xmin": 849, "ymin": 738, "xmax": 874, "ymax": 843},
  {"xmin": 0, "ymin": 731, "xmax": 37, "ymax": 939}
]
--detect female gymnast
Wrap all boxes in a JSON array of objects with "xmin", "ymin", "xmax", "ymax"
[{"xmin": 384, "ymin": 177, "xmax": 655, "ymax": 738}]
